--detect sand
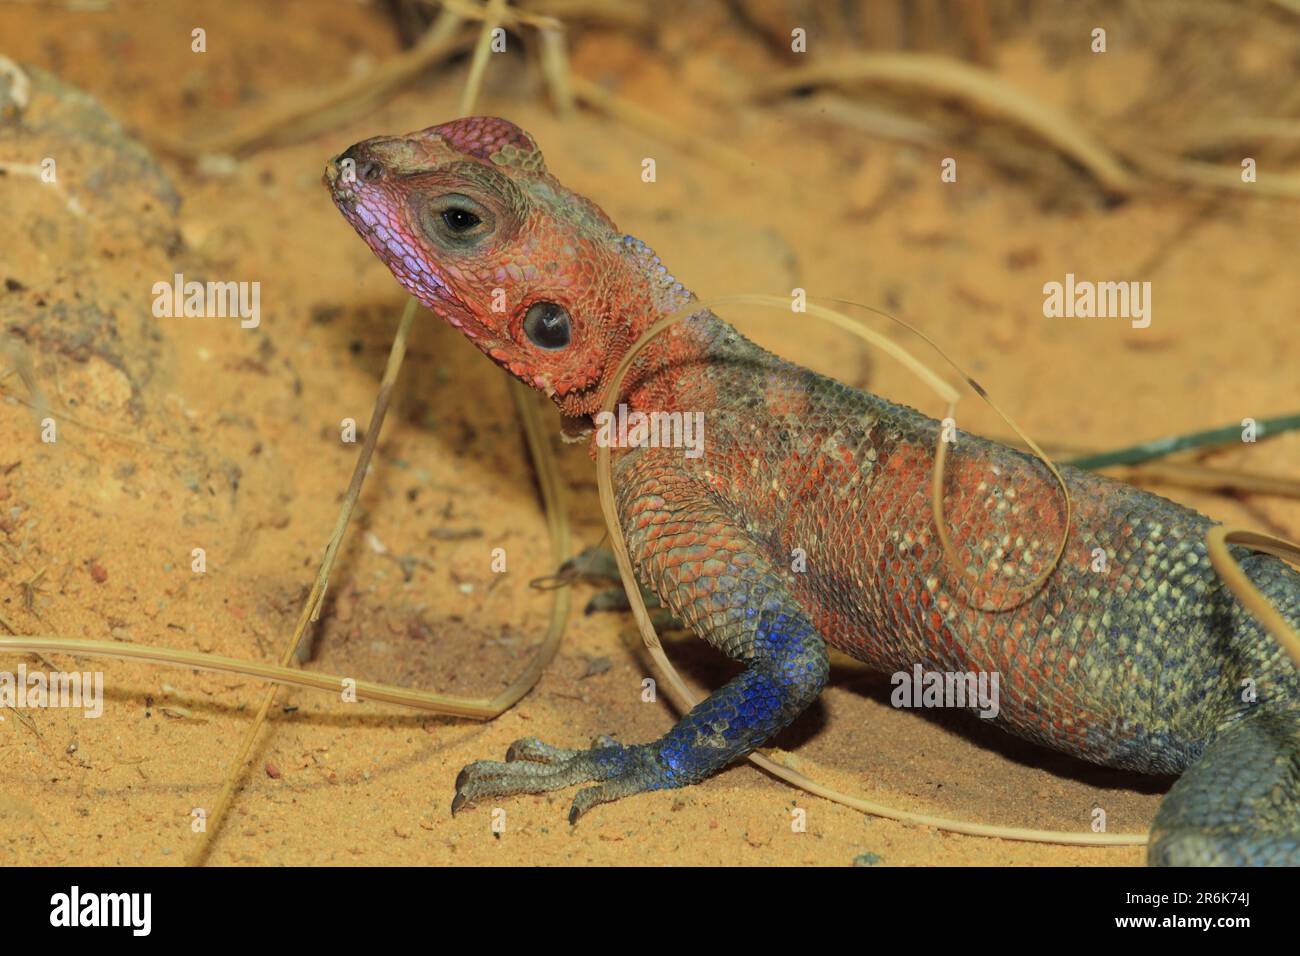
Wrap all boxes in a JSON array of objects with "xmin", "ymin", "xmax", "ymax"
[{"xmin": 1, "ymin": 1, "xmax": 1297, "ymax": 866}]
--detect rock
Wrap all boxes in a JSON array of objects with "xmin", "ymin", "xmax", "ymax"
[{"xmin": 1, "ymin": 61, "xmax": 181, "ymax": 415}]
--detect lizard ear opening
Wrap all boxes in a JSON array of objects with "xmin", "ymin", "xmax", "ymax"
[
  {"xmin": 423, "ymin": 116, "xmax": 546, "ymax": 173},
  {"xmin": 523, "ymin": 301, "xmax": 572, "ymax": 350}
]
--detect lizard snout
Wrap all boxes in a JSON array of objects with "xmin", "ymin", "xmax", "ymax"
[{"xmin": 328, "ymin": 143, "xmax": 386, "ymax": 191}]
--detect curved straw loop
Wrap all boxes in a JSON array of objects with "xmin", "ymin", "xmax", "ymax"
[
  {"xmin": 822, "ymin": 298, "xmax": 1073, "ymax": 613},
  {"xmin": 594, "ymin": 293, "xmax": 1143, "ymax": 847}
]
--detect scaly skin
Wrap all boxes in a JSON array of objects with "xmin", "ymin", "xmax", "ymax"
[{"xmin": 326, "ymin": 117, "xmax": 1300, "ymax": 865}]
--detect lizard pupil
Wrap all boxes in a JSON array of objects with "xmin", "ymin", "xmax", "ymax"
[
  {"xmin": 442, "ymin": 208, "xmax": 481, "ymax": 233},
  {"xmin": 523, "ymin": 302, "xmax": 571, "ymax": 350}
]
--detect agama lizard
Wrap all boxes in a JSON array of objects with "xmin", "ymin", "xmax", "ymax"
[{"xmin": 326, "ymin": 116, "xmax": 1300, "ymax": 865}]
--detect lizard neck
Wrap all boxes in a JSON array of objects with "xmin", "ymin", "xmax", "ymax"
[
  {"xmin": 578, "ymin": 305, "xmax": 772, "ymax": 458},
  {"xmin": 607, "ymin": 233, "xmax": 767, "ymax": 415},
  {"xmin": 622, "ymin": 310, "xmax": 756, "ymax": 412},
  {"xmin": 572, "ymin": 233, "xmax": 776, "ymax": 454}
]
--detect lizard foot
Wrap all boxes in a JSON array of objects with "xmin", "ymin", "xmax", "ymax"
[{"xmin": 451, "ymin": 735, "xmax": 667, "ymax": 824}]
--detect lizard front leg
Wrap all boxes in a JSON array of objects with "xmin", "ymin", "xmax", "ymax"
[{"xmin": 452, "ymin": 474, "xmax": 830, "ymax": 823}]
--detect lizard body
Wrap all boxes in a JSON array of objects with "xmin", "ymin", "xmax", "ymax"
[{"xmin": 326, "ymin": 117, "xmax": 1300, "ymax": 865}]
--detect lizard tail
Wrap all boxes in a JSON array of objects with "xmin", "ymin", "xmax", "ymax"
[{"xmin": 1149, "ymin": 703, "xmax": 1300, "ymax": 865}]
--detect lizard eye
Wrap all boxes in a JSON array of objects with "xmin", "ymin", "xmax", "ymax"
[
  {"xmin": 523, "ymin": 302, "xmax": 571, "ymax": 350},
  {"xmin": 422, "ymin": 193, "xmax": 493, "ymax": 246},
  {"xmin": 441, "ymin": 208, "xmax": 481, "ymax": 232}
]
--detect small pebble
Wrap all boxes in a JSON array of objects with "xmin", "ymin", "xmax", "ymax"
[{"xmin": 582, "ymin": 656, "xmax": 612, "ymax": 679}]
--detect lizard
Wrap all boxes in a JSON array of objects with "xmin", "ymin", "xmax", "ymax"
[{"xmin": 325, "ymin": 115, "xmax": 1300, "ymax": 865}]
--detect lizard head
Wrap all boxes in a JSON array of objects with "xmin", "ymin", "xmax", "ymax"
[{"xmin": 326, "ymin": 116, "xmax": 694, "ymax": 424}]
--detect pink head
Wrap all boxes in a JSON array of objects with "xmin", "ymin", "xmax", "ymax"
[{"xmin": 325, "ymin": 117, "xmax": 694, "ymax": 419}]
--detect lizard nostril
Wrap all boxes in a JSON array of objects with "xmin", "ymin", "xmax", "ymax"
[{"xmin": 336, "ymin": 146, "xmax": 384, "ymax": 185}]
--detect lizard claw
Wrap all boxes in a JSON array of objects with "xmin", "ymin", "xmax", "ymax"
[
  {"xmin": 567, "ymin": 783, "xmax": 619, "ymax": 824},
  {"xmin": 568, "ymin": 794, "xmax": 590, "ymax": 825}
]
